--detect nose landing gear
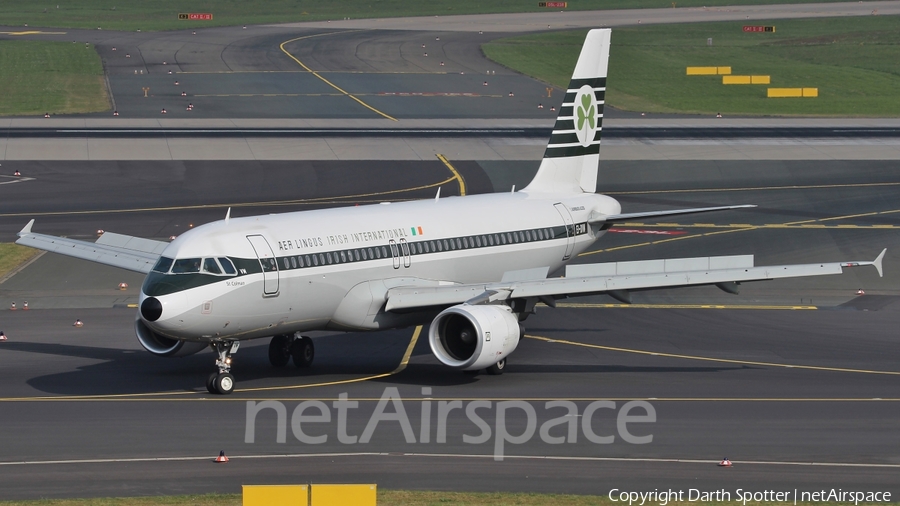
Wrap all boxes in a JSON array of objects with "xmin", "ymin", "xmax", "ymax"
[{"xmin": 206, "ymin": 340, "xmax": 240, "ymax": 395}]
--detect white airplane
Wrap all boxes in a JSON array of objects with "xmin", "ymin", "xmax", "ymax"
[{"xmin": 17, "ymin": 29, "xmax": 884, "ymax": 394}]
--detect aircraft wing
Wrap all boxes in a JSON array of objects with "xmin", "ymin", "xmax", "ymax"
[
  {"xmin": 15, "ymin": 220, "xmax": 166, "ymax": 274},
  {"xmin": 384, "ymin": 250, "xmax": 886, "ymax": 312}
]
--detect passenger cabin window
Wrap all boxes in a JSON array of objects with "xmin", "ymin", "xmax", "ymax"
[
  {"xmin": 172, "ymin": 258, "xmax": 202, "ymax": 273},
  {"xmin": 152, "ymin": 256, "xmax": 174, "ymax": 273}
]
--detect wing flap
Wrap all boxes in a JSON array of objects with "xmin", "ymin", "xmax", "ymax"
[
  {"xmin": 385, "ymin": 252, "xmax": 884, "ymax": 312},
  {"xmin": 510, "ymin": 262, "xmax": 843, "ymax": 299}
]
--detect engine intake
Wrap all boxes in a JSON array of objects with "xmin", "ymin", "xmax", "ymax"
[
  {"xmin": 429, "ymin": 304, "xmax": 521, "ymax": 371},
  {"xmin": 135, "ymin": 315, "xmax": 207, "ymax": 357}
]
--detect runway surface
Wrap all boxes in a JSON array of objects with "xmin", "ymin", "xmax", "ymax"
[{"xmin": 1, "ymin": 2, "xmax": 899, "ymax": 501}]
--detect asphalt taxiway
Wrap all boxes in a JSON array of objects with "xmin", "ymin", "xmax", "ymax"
[
  {"xmin": 0, "ymin": 2, "xmax": 899, "ymax": 501},
  {"xmin": 0, "ymin": 157, "xmax": 898, "ymax": 499}
]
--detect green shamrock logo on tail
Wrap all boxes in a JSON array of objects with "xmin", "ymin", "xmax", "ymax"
[{"xmin": 576, "ymin": 92, "xmax": 595, "ymax": 146}]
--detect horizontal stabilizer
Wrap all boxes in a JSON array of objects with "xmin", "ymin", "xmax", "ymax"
[{"xmin": 591, "ymin": 205, "xmax": 756, "ymax": 224}]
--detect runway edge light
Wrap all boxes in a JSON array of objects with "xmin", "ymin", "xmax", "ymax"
[
  {"xmin": 718, "ymin": 457, "xmax": 733, "ymax": 467},
  {"xmin": 215, "ymin": 450, "xmax": 229, "ymax": 463}
]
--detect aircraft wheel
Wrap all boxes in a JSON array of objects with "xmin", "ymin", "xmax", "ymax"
[
  {"xmin": 206, "ymin": 372, "xmax": 218, "ymax": 394},
  {"xmin": 485, "ymin": 358, "xmax": 506, "ymax": 375},
  {"xmin": 291, "ymin": 336, "xmax": 314, "ymax": 368},
  {"xmin": 268, "ymin": 334, "xmax": 292, "ymax": 367},
  {"xmin": 215, "ymin": 373, "xmax": 235, "ymax": 394}
]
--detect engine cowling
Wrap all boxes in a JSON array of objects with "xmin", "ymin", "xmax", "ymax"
[
  {"xmin": 135, "ymin": 316, "xmax": 207, "ymax": 357},
  {"xmin": 429, "ymin": 304, "xmax": 521, "ymax": 371}
]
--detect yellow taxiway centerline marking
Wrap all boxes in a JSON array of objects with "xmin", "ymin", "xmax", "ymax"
[
  {"xmin": 605, "ymin": 181, "xmax": 900, "ymax": 195},
  {"xmin": 194, "ymin": 93, "xmax": 503, "ymax": 98},
  {"xmin": 179, "ymin": 70, "xmax": 453, "ymax": 75},
  {"xmin": 0, "ymin": 396, "xmax": 896, "ymax": 403},
  {"xmin": 582, "ymin": 207, "xmax": 900, "ymax": 256},
  {"xmin": 0, "ymin": 31, "xmax": 67, "ymax": 35},
  {"xmin": 0, "ymin": 176, "xmax": 456, "ymax": 219},
  {"xmin": 279, "ymin": 32, "xmax": 397, "ymax": 121},
  {"xmin": 0, "ymin": 327, "xmax": 424, "ymax": 402},
  {"xmin": 436, "ymin": 154, "xmax": 466, "ymax": 196},
  {"xmin": 615, "ymin": 223, "xmax": 897, "ymax": 229},
  {"xmin": 525, "ymin": 335, "xmax": 900, "ymax": 376},
  {"xmin": 555, "ymin": 303, "xmax": 817, "ymax": 310}
]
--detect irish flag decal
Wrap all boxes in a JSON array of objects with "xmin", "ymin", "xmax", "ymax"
[{"xmin": 411, "ymin": 226, "xmax": 424, "ymax": 236}]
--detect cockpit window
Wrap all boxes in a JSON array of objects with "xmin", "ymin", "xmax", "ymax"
[
  {"xmin": 152, "ymin": 256, "xmax": 174, "ymax": 273},
  {"xmin": 171, "ymin": 258, "xmax": 202, "ymax": 273},
  {"xmin": 202, "ymin": 258, "xmax": 222, "ymax": 274},
  {"xmin": 218, "ymin": 257, "xmax": 236, "ymax": 275}
]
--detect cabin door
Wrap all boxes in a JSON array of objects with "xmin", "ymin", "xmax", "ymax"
[
  {"xmin": 553, "ymin": 203, "xmax": 576, "ymax": 260},
  {"xmin": 246, "ymin": 235, "xmax": 280, "ymax": 296}
]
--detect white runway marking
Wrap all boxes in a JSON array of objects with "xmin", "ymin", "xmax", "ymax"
[
  {"xmin": 0, "ymin": 175, "xmax": 35, "ymax": 185},
  {"xmin": 1, "ymin": 452, "xmax": 898, "ymax": 468}
]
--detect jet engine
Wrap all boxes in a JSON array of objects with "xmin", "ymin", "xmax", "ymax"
[
  {"xmin": 428, "ymin": 304, "xmax": 521, "ymax": 371},
  {"xmin": 135, "ymin": 316, "xmax": 207, "ymax": 357}
]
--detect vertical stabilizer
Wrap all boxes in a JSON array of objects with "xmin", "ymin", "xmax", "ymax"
[{"xmin": 523, "ymin": 29, "xmax": 610, "ymax": 194}]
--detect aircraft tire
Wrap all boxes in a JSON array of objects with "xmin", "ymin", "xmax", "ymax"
[
  {"xmin": 291, "ymin": 336, "xmax": 314, "ymax": 368},
  {"xmin": 215, "ymin": 373, "xmax": 235, "ymax": 394},
  {"xmin": 268, "ymin": 334, "xmax": 292, "ymax": 367},
  {"xmin": 485, "ymin": 358, "xmax": 506, "ymax": 375},
  {"xmin": 206, "ymin": 373, "xmax": 218, "ymax": 393}
]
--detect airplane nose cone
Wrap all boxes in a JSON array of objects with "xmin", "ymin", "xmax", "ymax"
[{"xmin": 141, "ymin": 297, "xmax": 163, "ymax": 322}]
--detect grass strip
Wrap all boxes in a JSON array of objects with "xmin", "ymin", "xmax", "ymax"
[
  {"xmin": 0, "ymin": 0, "xmax": 855, "ymax": 32},
  {"xmin": 0, "ymin": 243, "xmax": 39, "ymax": 280},
  {"xmin": 483, "ymin": 15, "xmax": 900, "ymax": 116},
  {"xmin": 0, "ymin": 40, "xmax": 109, "ymax": 116}
]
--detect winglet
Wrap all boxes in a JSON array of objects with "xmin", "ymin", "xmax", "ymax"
[
  {"xmin": 873, "ymin": 248, "xmax": 886, "ymax": 278},
  {"xmin": 18, "ymin": 219, "xmax": 34, "ymax": 237}
]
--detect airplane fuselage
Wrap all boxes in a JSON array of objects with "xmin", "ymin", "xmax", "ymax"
[{"xmin": 140, "ymin": 191, "xmax": 621, "ymax": 343}]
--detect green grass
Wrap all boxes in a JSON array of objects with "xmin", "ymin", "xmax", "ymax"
[
  {"xmin": 0, "ymin": 243, "xmax": 39, "ymax": 278},
  {"xmin": 0, "ymin": 40, "xmax": 109, "ymax": 116},
  {"xmin": 1, "ymin": 0, "xmax": 856, "ymax": 32},
  {"xmin": 483, "ymin": 15, "xmax": 900, "ymax": 116}
]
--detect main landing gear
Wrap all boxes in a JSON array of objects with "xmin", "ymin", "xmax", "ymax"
[
  {"xmin": 206, "ymin": 340, "xmax": 240, "ymax": 395},
  {"xmin": 268, "ymin": 333, "xmax": 314, "ymax": 369}
]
